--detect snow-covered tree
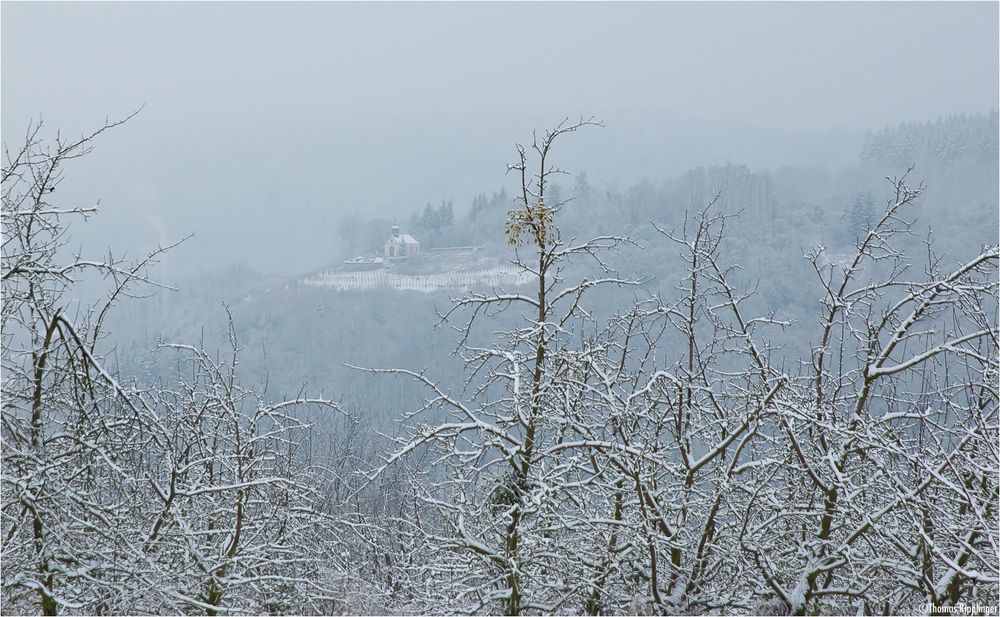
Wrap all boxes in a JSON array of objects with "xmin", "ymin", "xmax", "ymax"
[
  {"xmin": 2, "ymin": 119, "xmax": 350, "ymax": 615},
  {"xmin": 363, "ymin": 130, "xmax": 997, "ymax": 615},
  {"xmin": 3, "ymin": 116, "xmax": 995, "ymax": 616}
]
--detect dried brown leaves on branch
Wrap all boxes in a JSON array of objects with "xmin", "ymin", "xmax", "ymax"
[{"xmin": 505, "ymin": 202, "xmax": 553, "ymax": 246}]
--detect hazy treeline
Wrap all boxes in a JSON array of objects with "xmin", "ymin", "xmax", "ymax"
[{"xmin": 106, "ymin": 113, "xmax": 999, "ymax": 432}]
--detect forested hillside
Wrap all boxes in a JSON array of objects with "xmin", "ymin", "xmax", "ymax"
[
  {"xmin": 862, "ymin": 112, "xmax": 999, "ymax": 166},
  {"xmin": 103, "ymin": 115, "xmax": 999, "ymax": 434}
]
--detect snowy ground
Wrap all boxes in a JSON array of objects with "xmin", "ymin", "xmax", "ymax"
[{"xmin": 302, "ymin": 262, "xmax": 532, "ymax": 293}]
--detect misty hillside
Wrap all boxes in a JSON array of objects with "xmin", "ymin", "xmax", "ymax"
[
  {"xmin": 862, "ymin": 112, "xmax": 999, "ymax": 166},
  {"xmin": 101, "ymin": 127, "xmax": 998, "ymax": 435}
]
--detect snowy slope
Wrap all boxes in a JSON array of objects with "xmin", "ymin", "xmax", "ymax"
[{"xmin": 302, "ymin": 264, "xmax": 532, "ymax": 293}]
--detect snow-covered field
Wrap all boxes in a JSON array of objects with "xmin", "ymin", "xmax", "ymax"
[{"xmin": 303, "ymin": 264, "xmax": 532, "ymax": 292}]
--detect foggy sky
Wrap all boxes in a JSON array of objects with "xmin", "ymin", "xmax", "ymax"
[{"xmin": 3, "ymin": 2, "xmax": 997, "ymax": 276}]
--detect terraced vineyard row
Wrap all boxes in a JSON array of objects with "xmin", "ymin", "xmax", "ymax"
[{"xmin": 303, "ymin": 264, "xmax": 532, "ymax": 292}]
